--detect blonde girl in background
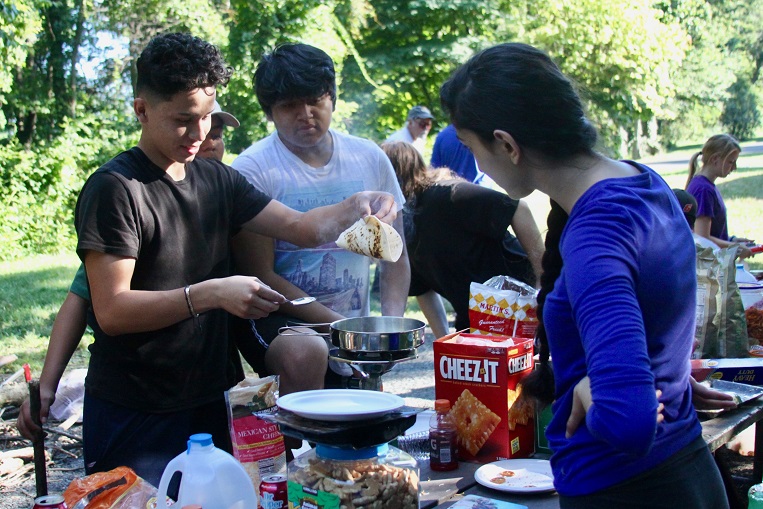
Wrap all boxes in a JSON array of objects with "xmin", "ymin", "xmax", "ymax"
[{"xmin": 686, "ymin": 134, "xmax": 755, "ymax": 258}]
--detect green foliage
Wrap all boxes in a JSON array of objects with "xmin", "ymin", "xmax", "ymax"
[
  {"xmin": 0, "ymin": 114, "xmax": 138, "ymax": 260},
  {"xmin": 509, "ymin": 0, "xmax": 689, "ymax": 155},
  {"xmin": 2, "ymin": 0, "xmax": 763, "ymax": 260},
  {"xmin": 0, "ymin": 0, "xmax": 40, "ymax": 102},
  {"xmin": 340, "ymin": 0, "xmax": 499, "ymax": 142},
  {"xmin": 721, "ymin": 77, "xmax": 762, "ymax": 140},
  {"xmin": 224, "ymin": 0, "xmax": 326, "ymax": 153},
  {"xmin": 660, "ymin": 0, "xmax": 762, "ymax": 146}
]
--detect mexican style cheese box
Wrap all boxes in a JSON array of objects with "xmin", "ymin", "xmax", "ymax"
[{"xmin": 434, "ymin": 332, "xmax": 535, "ymax": 463}]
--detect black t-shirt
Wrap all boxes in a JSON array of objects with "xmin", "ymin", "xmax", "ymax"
[
  {"xmin": 75, "ymin": 147, "xmax": 271, "ymax": 412},
  {"xmin": 405, "ymin": 180, "xmax": 535, "ymax": 331}
]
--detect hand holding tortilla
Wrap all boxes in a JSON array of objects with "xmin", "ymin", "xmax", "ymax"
[{"xmin": 336, "ymin": 215, "xmax": 404, "ymax": 262}]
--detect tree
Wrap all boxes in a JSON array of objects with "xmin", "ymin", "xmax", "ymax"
[
  {"xmin": 2, "ymin": 0, "xmax": 91, "ymax": 147},
  {"xmin": 99, "ymin": 0, "xmax": 227, "ymax": 94},
  {"xmin": 338, "ymin": 0, "xmax": 501, "ymax": 142},
  {"xmin": 721, "ymin": 77, "xmax": 761, "ymax": 139},
  {"xmin": 0, "ymin": 0, "xmax": 40, "ymax": 126},
  {"xmin": 659, "ymin": 0, "xmax": 762, "ymax": 146},
  {"xmin": 504, "ymin": 0, "xmax": 689, "ymax": 157}
]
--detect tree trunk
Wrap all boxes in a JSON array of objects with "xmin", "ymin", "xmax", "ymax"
[
  {"xmin": 631, "ymin": 119, "xmax": 643, "ymax": 160},
  {"xmin": 68, "ymin": 0, "xmax": 87, "ymax": 117}
]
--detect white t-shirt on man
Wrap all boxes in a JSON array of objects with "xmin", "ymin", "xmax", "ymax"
[
  {"xmin": 232, "ymin": 129, "xmax": 405, "ymax": 316},
  {"xmin": 386, "ymin": 125, "xmax": 426, "ymax": 155}
]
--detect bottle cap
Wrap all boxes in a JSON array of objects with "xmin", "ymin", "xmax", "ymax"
[
  {"xmin": 316, "ymin": 443, "xmax": 389, "ymax": 460},
  {"xmin": 434, "ymin": 399, "xmax": 451, "ymax": 412},
  {"xmin": 187, "ymin": 433, "xmax": 213, "ymax": 453}
]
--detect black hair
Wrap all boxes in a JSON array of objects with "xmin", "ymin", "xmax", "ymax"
[
  {"xmin": 441, "ymin": 43, "xmax": 597, "ymax": 160},
  {"xmin": 254, "ymin": 43, "xmax": 337, "ymax": 116},
  {"xmin": 441, "ymin": 43, "xmax": 600, "ymax": 406},
  {"xmin": 135, "ymin": 32, "xmax": 232, "ymax": 101}
]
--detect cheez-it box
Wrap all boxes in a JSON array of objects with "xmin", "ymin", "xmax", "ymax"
[{"xmin": 434, "ymin": 332, "xmax": 535, "ymax": 463}]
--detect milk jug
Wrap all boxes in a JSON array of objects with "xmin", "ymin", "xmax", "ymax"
[{"xmin": 157, "ymin": 433, "xmax": 257, "ymax": 509}]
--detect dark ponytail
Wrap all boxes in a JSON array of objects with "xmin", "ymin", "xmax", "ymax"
[{"xmin": 520, "ymin": 200, "xmax": 568, "ymax": 406}]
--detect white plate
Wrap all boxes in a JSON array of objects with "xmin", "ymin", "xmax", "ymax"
[
  {"xmin": 474, "ymin": 459, "xmax": 555, "ymax": 494},
  {"xmin": 276, "ymin": 389, "xmax": 405, "ymax": 421}
]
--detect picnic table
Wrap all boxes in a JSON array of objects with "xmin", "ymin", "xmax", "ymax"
[{"xmin": 414, "ymin": 399, "xmax": 763, "ymax": 508}]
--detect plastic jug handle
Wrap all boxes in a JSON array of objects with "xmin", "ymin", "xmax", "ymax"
[{"xmin": 156, "ymin": 454, "xmax": 186, "ymax": 508}]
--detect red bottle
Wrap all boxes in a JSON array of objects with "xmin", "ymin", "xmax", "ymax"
[{"xmin": 429, "ymin": 399, "xmax": 458, "ymax": 471}]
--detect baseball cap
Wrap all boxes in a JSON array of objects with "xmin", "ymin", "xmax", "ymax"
[
  {"xmin": 212, "ymin": 101, "xmax": 240, "ymax": 128},
  {"xmin": 673, "ymin": 188, "xmax": 697, "ymax": 226},
  {"xmin": 407, "ymin": 105, "xmax": 434, "ymax": 121}
]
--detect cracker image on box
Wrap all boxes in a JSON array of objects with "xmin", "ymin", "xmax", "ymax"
[
  {"xmin": 448, "ymin": 389, "xmax": 502, "ymax": 456},
  {"xmin": 507, "ymin": 385, "xmax": 534, "ymax": 431}
]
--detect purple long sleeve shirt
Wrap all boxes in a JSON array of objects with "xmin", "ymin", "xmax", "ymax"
[
  {"xmin": 544, "ymin": 162, "xmax": 701, "ymax": 496},
  {"xmin": 687, "ymin": 175, "xmax": 729, "ymax": 241}
]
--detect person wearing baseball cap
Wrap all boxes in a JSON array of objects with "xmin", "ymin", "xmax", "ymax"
[
  {"xmin": 385, "ymin": 104, "xmax": 435, "ymax": 155},
  {"xmin": 199, "ymin": 100, "xmax": 240, "ymax": 161}
]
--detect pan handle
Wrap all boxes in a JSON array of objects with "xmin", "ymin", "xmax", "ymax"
[{"xmin": 278, "ymin": 322, "xmax": 331, "ymax": 337}]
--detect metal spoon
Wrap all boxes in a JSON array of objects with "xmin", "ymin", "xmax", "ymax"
[{"xmin": 285, "ymin": 296, "xmax": 316, "ymax": 306}]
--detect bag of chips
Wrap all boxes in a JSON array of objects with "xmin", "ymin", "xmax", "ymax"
[
  {"xmin": 694, "ymin": 244, "xmax": 750, "ymax": 358},
  {"xmin": 468, "ymin": 276, "xmax": 538, "ymax": 338}
]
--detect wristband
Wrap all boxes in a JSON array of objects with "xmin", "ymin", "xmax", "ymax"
[{"xmin": 184, "ymin": 285, "xmax": 199, "ymax": 319}]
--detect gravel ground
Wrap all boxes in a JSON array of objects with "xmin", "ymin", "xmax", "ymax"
[{"xmin": 0, "ymin": 415, "xmax": 85, "ymax": 509}]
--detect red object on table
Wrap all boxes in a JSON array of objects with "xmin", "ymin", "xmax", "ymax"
[{"xmin": 430, "ymin": 399, "xmax": 458, "ymax": 471}]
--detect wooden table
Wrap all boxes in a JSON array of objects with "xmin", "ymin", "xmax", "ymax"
[
  {"xmin": 701, "ymin": 398, "xmax": 763, "ymax": 482},
  {"xmin": 418, "ymin": 399, "xmax": 763, "ymax": 508}
]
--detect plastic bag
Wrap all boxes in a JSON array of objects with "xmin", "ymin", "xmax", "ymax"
[
  {"xmin": 694, "ymin": 244, "xmax": 751, "ymax": 358},
  {"xmin": 63, "ymin": 466, "xmax": 157, "ymax": 509},
  {"xmin": 468, "ymin": 275, "xmax": 538, "ymax": 338},
  {"xmin": 49, "ymin": 368, "xmax": 87, "ymax": 422}
]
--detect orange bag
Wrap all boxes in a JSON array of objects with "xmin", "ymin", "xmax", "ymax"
[{"xmin": 64, "ymin": 466, "xmax": 157, "ymax": 509}]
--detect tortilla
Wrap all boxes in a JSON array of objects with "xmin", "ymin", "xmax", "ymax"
[{"xmin": 336, "ymin": 216, "xmax": 403, "ymax": 262}]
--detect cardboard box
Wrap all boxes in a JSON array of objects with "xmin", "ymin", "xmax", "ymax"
[
  {"xmin": 534, "ymin": 404, "xmax": 553, "ymax": 456},
  {"xmin": 434, "ymin": 332, "xmax": 535, "ymax": 463},
  {"xmin": 691, "ymin": 358, "xmax": 763, "ymax": 385}
]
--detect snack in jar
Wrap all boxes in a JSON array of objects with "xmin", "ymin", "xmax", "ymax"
[{"xmin": 288, "ymin": 443, "xmax": 418, "ymax": 509}]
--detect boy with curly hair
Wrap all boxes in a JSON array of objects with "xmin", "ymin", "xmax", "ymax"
[{"xmin": 72, "ymin": 33, "xmax": 396, "ymax": 484}]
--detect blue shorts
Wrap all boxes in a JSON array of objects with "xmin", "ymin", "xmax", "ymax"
[{"xmin": 83, "ymin": 391, "xmax": 232, "ymax": 487}]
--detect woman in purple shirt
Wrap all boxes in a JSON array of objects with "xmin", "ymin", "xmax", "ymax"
[
  {"xmin": 686, "ymin": 134, "xmax": 754, "ymax": 258},
  {"xmin": 441, "ymin": 43, "xmax": 728, "ymax": 508}
]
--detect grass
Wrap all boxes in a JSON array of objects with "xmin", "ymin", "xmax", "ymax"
[
  {"xmin": 2, "ymin": 140, "xmax": 763, "ymax": 377},
  {"xmin": 0, "ymin": 254, "xmax": 92, "ymax": 377}
]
